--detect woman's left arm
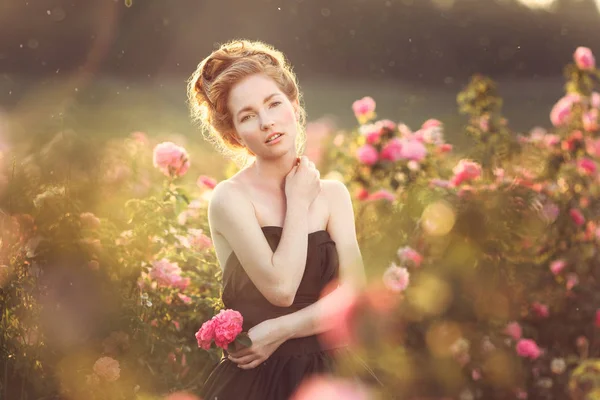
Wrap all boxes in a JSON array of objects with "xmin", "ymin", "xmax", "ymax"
[
  {"xmin": 275, "ymin": 179, "xmax": 367, "ymax": 339},
  {"xmin": 229, "ymin": 181, "xmax": 366, "ymax": 369}
]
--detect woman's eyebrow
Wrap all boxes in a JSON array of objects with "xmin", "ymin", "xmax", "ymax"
[{"xmin": 236, "ymin": 93, "xmax": 280, "ymax": 117}]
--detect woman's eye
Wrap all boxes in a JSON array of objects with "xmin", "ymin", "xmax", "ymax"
[
  {"xmin": 240, "ymin": 114, "xmax": 253, "ymax": 122},
  {"xmin": 270, "ymin": 101, "xmax": 281, "ymax": 108}
]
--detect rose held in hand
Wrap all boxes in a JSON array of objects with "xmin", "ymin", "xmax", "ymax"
[{"xmin": 195, "ymin": 309, "xmax": 250, "ymax": 351}]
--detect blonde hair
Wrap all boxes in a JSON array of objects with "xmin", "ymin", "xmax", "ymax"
[{"xmin": 187, "ymin": 39, "xmax": 307, "ymax": 167}]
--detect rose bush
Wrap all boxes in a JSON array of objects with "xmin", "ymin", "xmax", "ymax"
[{"xmin": 1, "ymin": 46, "xmax": 600, "ymax": 400}]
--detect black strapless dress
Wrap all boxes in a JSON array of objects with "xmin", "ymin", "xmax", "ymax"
[{"xmin": 198, "ymin": 226, "xmax": 345, "ymax": 400}]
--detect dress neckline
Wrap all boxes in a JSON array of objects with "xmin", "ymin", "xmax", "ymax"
[
  {"xmin": 260, "ymin": 225, "xmax": 329, "ymax": 237},
  {"xmin": 222, "ymin": 226, "xmax": 333, "ymax": 280}
]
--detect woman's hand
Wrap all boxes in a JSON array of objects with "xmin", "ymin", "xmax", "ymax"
[
  {"xmin": 227, "ymin": 317, "xmax": 289, "ymax": 370},
  {"xmin": 285, "ymin": 156, "xmax": 321, "ymax": 208}
]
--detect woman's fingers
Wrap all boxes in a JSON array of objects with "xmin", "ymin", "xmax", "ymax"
[
  {"xmin": 237, "ymin": 358, "xmax": 265, "ymax": 370},
  {"xmin": 228, "ymin": 353, "xmax": 255, "ymax": 365},
  {"xmin": 228, "ymin": 348, "xmax": 252, "ymax": 358}
]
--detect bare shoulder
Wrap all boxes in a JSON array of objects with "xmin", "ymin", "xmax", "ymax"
[
  {"xmin": 208, "ymin": 175, "xmax": 252, "ymax": 234},
  {"xmin": 321, "ymin": 179, "xmax": 352, "ymax": 205}
]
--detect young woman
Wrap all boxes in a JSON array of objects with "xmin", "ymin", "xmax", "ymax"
[{"xmin": 187, "ymin": 39, "xmax": 367, "ymax": 399}]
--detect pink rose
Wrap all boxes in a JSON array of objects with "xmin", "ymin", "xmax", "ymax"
[
  {"xmin": 397, "ymin": 246, "xmax": 423, "ymax": 268},
  {"xmin": 422, "ymin": 118, "xmax": 442, "ymax": 130},
  {"xmin": 291, "ymin": 376, "xmax": 370, "ymax": 400},
  {"xmin": 149, "ymin": 259, "xmax": 189, "ymax": 290},
  {"xmin": 399, "ymin": 139, "xmax": 427, "ymax": 161},
  {"xmin": 189, "ymin": 229, "xmax": 213, "ymax": 251},
  {"xmin": 93, "ymin": 357, "xmax": 120, "ymax": 382},
  {"xmin": 574, "ymin": 46, "xmax": 595, "ymax": 70},
  {"xmin": 586, "ymin": 138, "xmax": 600, "ymax": 157},
  {"xmin": 177, "ymin": 293, "xmax": 192, "ymax": 304},
  {"xmin": 212, "ymin": 309, "xmax": 243, "ymax": 349},
  {"xmin": 516, "ymin": 339, "xmax": 542, "ymax": 360},
  {"xmin": 356, "ymin": 144, "xmax": 378, "ymax": 165},
  {"xmin": 550, "ymin": 94, "xmax": 580, "ymax": 127},
  {"xmin": 583, "ymin": 109, "xmax": 599, "ymax": 132},
  {"xmin": 153, "ymin": 142, "xmax": 190, "ymax": 178},
  {"xmin": 195, "ymin": 319, "xmax": 216, "ymax": 350},
  {"xmin": 577, "ymin": 158, "xmax": 597, "ymax": 175},
  {"xmin": 430, "ymin": 178, "xmax": 452, "ymax": 188},
  {"xmin": 532, "ymin": 302, "xmax": 549, "ymax": 318},
  {"xmin": 359, "ymin": 124, "xmax": 382, "ymax": 144},
  {"xmin": 550, "ymin": 259, "xmax": 567, "ymax": 275},
  {"xmin": 355, "ymin": 187, "xmax": 369, "ymax": 201},
  {"xmin": 197, "ymin": 175, "xmax": 217, "ymax": 189},
  {"xmin": 437, "ymin": 143, "xmax": 453, "ymax": 153},
  {"xmin": 376, "ymin": 119, "xmax": 397, "ymax": 132},
  {"xmin": 352, "ymin": 96, "xmax": 376, "ymax": 124},
  {"xmin": 566, "ymin": 273, "xmax": 579, "ymax": 291},
  {"xmin": 382, "ymin": 263, "xmax": 410, "ymax": 292},
  {"xmin": 505, "ymin": 321, "xmax": 522, "ymax": 340},
  {"xmin": 570, "ymin": 208, "xmax": 586, "ymax": 226},
  {"xmin": 592, "ymin": 92, "xmax": 600, "ymax": 108},
  {"xmin": 478, "ymin": 115, "xmax": 491, "ymax": 132},
  {"xmin": 380, "ymin": 138, "xmax": 403, "ymax": 162},
  {"xmin": 367, "ymin": 189, "xmax": 395, "ymax": 202},
  {"xmin": 451, "ymin": 160, "xmax": 482, "ymax": 186}
]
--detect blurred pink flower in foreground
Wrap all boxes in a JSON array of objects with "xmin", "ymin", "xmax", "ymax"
[
  {"xmin": 164, "ymin": 392, "xmax": 202, "ymax": 400},
  {"xmin": 291, "ymin": 376, "xmax": 372, "ymax": 400},
  {"xmin": 574, "ymin": 46, "xmax": 595, "ymax": 70},
  {"xmin": 304, "ymin": 117, "xmax": 335, "ymax": 166},
  {"xmin": 93, "ymin": 356, "xmax": 120, "ymax": 382},
  {"xmin": 153, "ymin": 141, "xmax": 190, "ymax": 178}
]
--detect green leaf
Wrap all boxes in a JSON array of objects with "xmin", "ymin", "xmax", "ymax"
[{"xmin": 235, "ymin": 333, "xmax": 253, "ymax": 348}]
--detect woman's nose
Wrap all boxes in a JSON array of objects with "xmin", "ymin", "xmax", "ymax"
[{"xmin": 260, "ymin": 117, "xmax": 275, "ymax": 131}]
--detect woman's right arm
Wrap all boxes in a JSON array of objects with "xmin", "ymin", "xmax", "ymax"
[{"xmin": 209, "ymin": 162, "xmax": 317, "ymax": 307}]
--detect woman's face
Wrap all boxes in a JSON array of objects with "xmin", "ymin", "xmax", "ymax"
[{"xmin": 227, "ymin": 73, "xmax": 299, "ymax": 160}]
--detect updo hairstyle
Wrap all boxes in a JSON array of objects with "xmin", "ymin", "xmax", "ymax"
[{"xmin": 187, "ymin": 39, "xmax": 307, "ymax": 166}]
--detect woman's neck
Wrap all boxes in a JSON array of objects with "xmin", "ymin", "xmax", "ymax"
[{"xmin": 250, "ymin": 153, "xmax": 298, "ymax": 191}]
